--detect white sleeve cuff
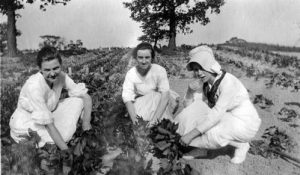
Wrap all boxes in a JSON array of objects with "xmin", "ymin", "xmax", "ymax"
[{"xmin": 68, "ymin": 83, "xmax": 88, "ymax": 97}]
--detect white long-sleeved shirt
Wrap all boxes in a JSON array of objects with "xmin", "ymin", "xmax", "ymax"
[
  {"xmin": 122, "ymin": 64, "xmax": 170, "ymax": 103},
  {"xmin": 195, "ymin": 73, "xmax": 261, "ymax": 133},
  {"xmin": 11, "ymin": 72, "xmax": 88, "ymax": 125}
]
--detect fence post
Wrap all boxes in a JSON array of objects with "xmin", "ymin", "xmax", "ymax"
[
  {"xmin": 85, "ymin": 66, "xmax": 89, "ymax": 75},
  {"xmin": 68, "ymin": 67, "xmax": 72, "ymax": 75}
]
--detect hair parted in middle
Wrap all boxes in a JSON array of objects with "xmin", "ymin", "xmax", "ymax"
[{"xmin": 132, "ymin": 42, "xmax": 155, "ymax": 61}]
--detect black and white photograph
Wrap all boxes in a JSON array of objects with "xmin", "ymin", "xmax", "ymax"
[{"xmin": 1, "ymin": 0, "xmax": 300, "ymax": 174}]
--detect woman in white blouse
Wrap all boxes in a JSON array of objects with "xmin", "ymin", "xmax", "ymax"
[
  {"xmin": 122, "ymin": 42, "xmax": 179, "ymax": 125},
  {"xmin": 176, "ymin": 45, "xmax": 261, "ymax": 164},
  {"xmin": 9, "ymin": 46, "xmax": 92, "ymax": 150}
]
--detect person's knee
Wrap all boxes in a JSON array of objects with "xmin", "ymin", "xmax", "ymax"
[
  {"xmin": 165, "ymin": 91, "xmax": 171, "ymax": 102},
  {"xmin": 190, "ymin": 133, "xmax": 222, "ymax": 149},
  {"xmin": 68, "ymin": 97, "xmax": 84, "ymax": 108},
  {"xmin": 204, "ymin": 126, "xmax": 230, "ymax": 148}
]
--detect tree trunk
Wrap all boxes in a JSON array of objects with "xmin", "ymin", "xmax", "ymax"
[
  {"xmin": 7, "ymin": 9, "xmax": 18, "ymax": 57},
  {"xmin": 168, "ymin": 33, "xmax": 176, "ymax": 50},
  {"xmin": 168, "ymin": 13, "xmax": 176, "ymax": 50},
  {"xmin": 154, "ymin": 38, "xmax": 158, "ymax": 48}
]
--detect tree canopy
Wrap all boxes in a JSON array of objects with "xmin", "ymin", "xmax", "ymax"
[
  {"xmin": 0, "ymin": 0, "xmax": 71, "ymax": 57},
  {"xmin": 138, "ymin": 20, "xmax": 168, "ymax": 48},
  {"xmin": 39, "ymin": 35, "xmax": 66, "ymax": 50},
  {"xmin": 124, "ymin": 0, "xmax": 224, "ymax": 50},
  {"xmin": 0, "ymin": 0, "xmax": 70, "ymax": 14}
]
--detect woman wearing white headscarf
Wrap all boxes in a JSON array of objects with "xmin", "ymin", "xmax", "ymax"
[{"xmin": 175, "ymin": 45, "xmax": 261, "ymax": 164}]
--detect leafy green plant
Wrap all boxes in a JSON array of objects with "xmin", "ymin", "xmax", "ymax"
[
  {"xmin": 253, "ymin": 94, "xmax": 274, "ymax": 109},
  {"xmin": 106, "ymin": 116, "xmax": 154, "ymax": 175},
  {"xmin": 250, "ymin": 126, "xmax": 296, "ymax": 159},
  {"xmin": 1, "ymin": 130, "xmax": 41, "ymax": 174},
  {"xmin": 1, "ymin": 49, "xmax": 131, "ymax": 174},
  {"xmin": 246, "ymin": 64, "xmax": 255, "ymax": 77},
  {"xmin": 278, "ymin": 107, "xmax": 299, "ymax": 122},
  {"xmin": 2, "ymin": 48, "xmax": 197, "ymax": 174},
  {"xmin": 149, "ymin": 119, "xmax": 192, "ymax": 175},
  {"xmin": 1, "ymin": 84, "xmax": 21, "ymax": 147}
]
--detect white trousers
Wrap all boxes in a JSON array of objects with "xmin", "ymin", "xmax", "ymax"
[
  {"xmin": 175, "ymin": 98, "xmax": 260, "ymax": 149},
  {"xmin": 10, "ymin": 97, "xmax": 84, "ymax": 147},
  {"xmin": 134, "ymin": 90, "xmax": 179, "ymax": 125}
]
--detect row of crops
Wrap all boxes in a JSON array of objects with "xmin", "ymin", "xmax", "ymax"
[
  {"xmin": 214, "ymin": 47, "xmax": 300, "ymax": 92},
  {"xmin": 2, "ymin": 46, "xmax": 299, "ymax": 174},
  {"xmin": 1, "ymin": 49, "xmax": 132, "ymax": 174},
  {"xmin": 1, "ymin": 49, "xmax": 191, "ymax": 175},
  {"xmin": 216, "ymin": 45, "xmax": 300, "ymax": 69}
]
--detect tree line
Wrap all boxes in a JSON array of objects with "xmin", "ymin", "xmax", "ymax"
[
  {"xmin": 1, "ymin": 0, "xmax": 224, "ymax": 57},
  {"xmin": 0, "ymin": 0, "xmax": 70, "ymax": 57}
]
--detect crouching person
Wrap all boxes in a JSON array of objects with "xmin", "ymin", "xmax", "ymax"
[
  {"xmin": 175, "ymin": 45, "xmax": 261, "ymax": 164},
  {"xmin": 122, "ymin": 42, "xmax": 179, "ymax": 126},
  {"xmin": 9, "ymin": 46, "xmax": 92, "ymax": 150}
]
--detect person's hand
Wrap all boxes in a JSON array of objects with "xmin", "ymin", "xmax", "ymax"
[
  {"xmin": 180, "ymin": 133, "xmax": 194, "ymax": 147},
  {"xmin": 61, "ymin": 148, "xmax": 73, "ymax": 174},
  {"xmin": 159, "ymin": 158, "xmax": 169, "ymax": 169},
  {"xmin": 188, "ymin": 80, "xmax": 201, "ymax": 93},
  {"xmin": 82, "ymin": 121, "xmax": 92, "ymax": 131},
  {"xmin": 131, "ymin": 117, "xmax": 138, "ymax": 125},
  {"xmin": 61, "ymin": 148, "xmax": 72, "ymax": 161},
  {"xmin": 180, "ymin": 129, "xmax": 202, "ymax": 147}
]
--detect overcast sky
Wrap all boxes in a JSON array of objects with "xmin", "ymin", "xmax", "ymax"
[{"xmin": 1, "ymin": 0, "xmax": 300, "ymax": 50}]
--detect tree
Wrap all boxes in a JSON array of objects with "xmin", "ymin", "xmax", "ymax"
[
  {"xmin": 39, "ymin": 35, "xmax": 66, "ymax": 50},
  {"xmin": 138, "ymin": 20, "xmax": 168, "ymax": 48},
  {"xmin": 0, "ymin": 0, "xmax": 70, "ymax": 57},
  {"xmin": 0, "ymin": 22, "xmax": 21, "ymax": 53},
  {"xmin": 124, "ymin": 0, "xmax": 224, "ymax": 50},
  {"xmin": 75, "ymin": 39, "xmax": 83, "ymax": 48}
]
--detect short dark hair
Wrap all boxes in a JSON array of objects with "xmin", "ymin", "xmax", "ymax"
[
  {"xmin": 132, "ymin": 42, "xmax": 155, "ymax": 61},
  {"xmin": 188, "ymin": 62, "xmax": 203, "ymax": 71},
  {"xmin": 37, "ymin": 46, "xmax": 62, "ymax": 68},
  {"xmin": 188, "ymin": 62, "xmax": 218, "ymax": 77}
]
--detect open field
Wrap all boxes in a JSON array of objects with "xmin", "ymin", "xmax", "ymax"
[
  {"xmin": 271, "ymin": 51, "xmax": 300, "ymax": 59},
  {"xmin": 1, "ymin": 46, "xmax": 300, "ymax": 174}
]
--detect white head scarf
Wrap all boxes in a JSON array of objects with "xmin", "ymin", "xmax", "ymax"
[{"xmin": 186, "ymin": 45, "xmax": 222, "ymax": 75}]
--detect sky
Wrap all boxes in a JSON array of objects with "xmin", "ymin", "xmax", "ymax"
[{"xmin": 1, "ymin": 0, "xmax": 300, "ymax": 50}]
